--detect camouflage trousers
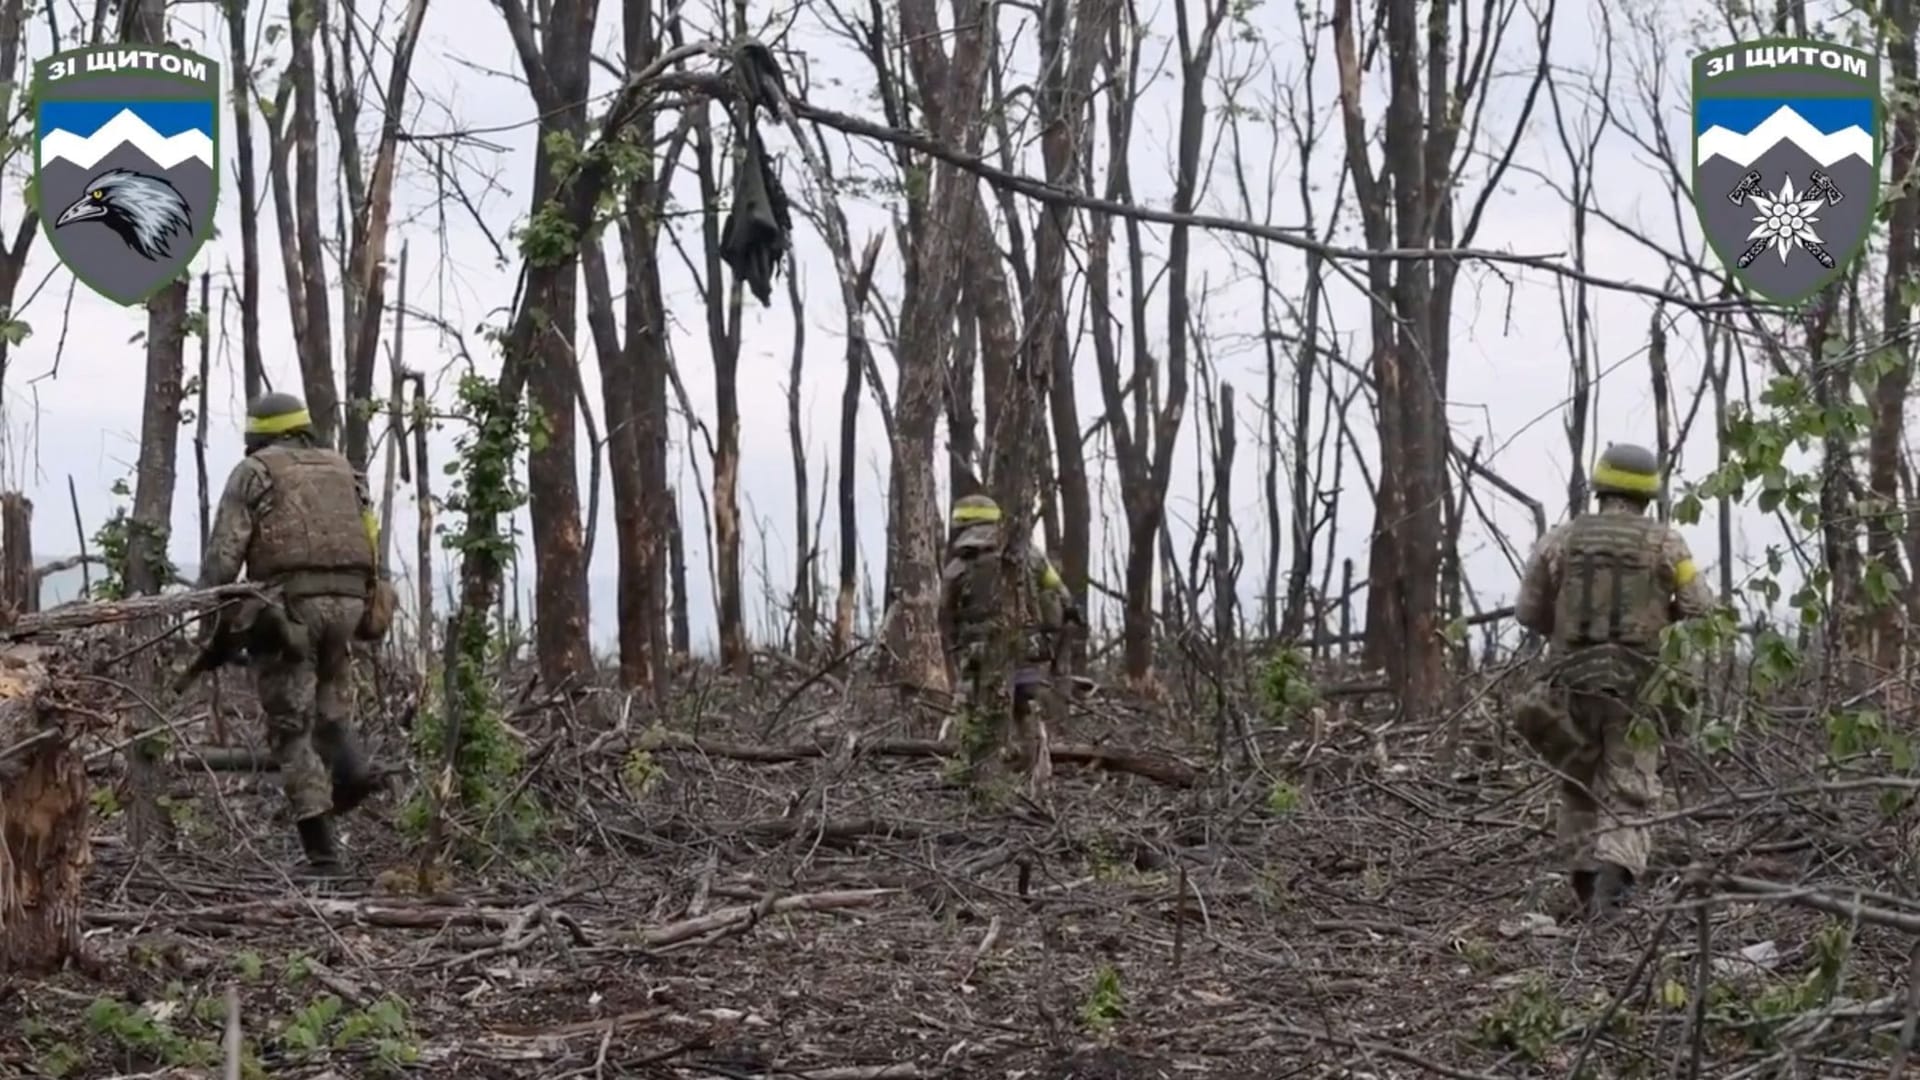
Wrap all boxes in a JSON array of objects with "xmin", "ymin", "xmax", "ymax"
[
  {"xmin": 1513, "ymin": 649, "xmax": 1660, "ymax": 877},
  {"xmin": 952, "ymin": 639, "xmax": 1054, "ymax": 768},
  {"xmin": 252, "ymin": 594, "xmax": 364, "ymax": 821}
]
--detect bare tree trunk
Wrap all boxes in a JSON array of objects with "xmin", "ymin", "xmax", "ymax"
[
  {"xmin": 834, "ymin": 270, "xmax": 863, "ymax": 653},
  {"xmin": 340, "ymin": 0, "xmax": 433, "ymax": 470},
  {"xmin": 1029, "ymin": 0, "xmax": 1108, "ymax": 657},
  {"xmin": 582, "ymin": 0, "xmax": 676, "ymax": 691},
  {"xmin": 787, "ymin": 270, "xmax": 815, "ymax": 658},
  {"xmin": 886, "ymin": 0, "xmax": 993, "ymax": 696},
  {"xmin": 195, "ymin": 274, "xmax": 212, "ymax": 551},
  {"xmin": 2, "ymin": 493, "xmax": 31, "ymax": 616},
  {"xmin": 691, "ymin": 101, "xmax": 749, "ymax": 673},
  {"xmin": 1119, "ymin": 0, "xmax": 1219, "ymax": 682},
  {"xmin": 225, "ymin": 0, "xmax": 263, "ymax": 399},
  {"xmin": 497, "ymin": 0, "xmax": 596, "ymax": 690},
  {"xmin": 667, "ymin": 486, "xmax": 690, "ymax": 656},
  {"xmin": 289, "ymin": 0, "xmax": 339, "ymax": 441},
  {"xmin": 0, "ymin": 0, "xmax": 39, "ymax": 407},
  {"xmin": 409, "ymin": 370, "xmax": 433, "ymax": 674},
  {"xmin": 1872, "ymin": 0, "xmax": 1918, "ymax": 658},
  {"xmin": 119, "ymin": 0, "xmax": 183, "ymax": 855},
  {"xmin": 1213, "ymin": 382, "xmax": 1236, "ymax": 647}
]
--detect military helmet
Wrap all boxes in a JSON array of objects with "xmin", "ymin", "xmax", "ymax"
[
  {"xmin": 245, "ymin": 391, "xmax": 312, "ymax": 449},
  {"xmin": 950, "ymin": 493, "xmax": 1001, "ymax": 529},
  {"xmin": 1591, "ymin": 442, "xmax": 1660, "ymax": 499}
]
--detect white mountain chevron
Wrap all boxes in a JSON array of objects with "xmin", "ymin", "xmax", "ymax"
[
  {"xmin": 1695, "ymin": 106, "xmax": 1875, "ymax": 168},
  {"xmin": 39, "ymin": 108, "xmax": 214, "ymax": 170}
]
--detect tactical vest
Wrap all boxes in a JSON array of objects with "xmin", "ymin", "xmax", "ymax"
[
  {"xmin": 246, "ymin": 446, "xmax": 375, "ymax": 580},
  {"xmin": 945, "ymin": 533, "xmax": 1004, "ymax": 642},
  {"xmin": 1551, "ymin": 512, "xmax": 1670, "ymax": 649}
]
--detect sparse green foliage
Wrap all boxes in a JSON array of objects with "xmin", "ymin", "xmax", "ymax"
[
  {"xmin": 1080, "ymin": 965, "xmax": 1125, "ymax": 1032},
  {"xmin": 278, "ymin": 993, "xmax": 419, "ymax": 1076},
  {"xmin": 83, "ymin": 995, "xmax": 219, "ymax": 1071},
  {"xmin": 89, "ymin": 476, "xmax": 177, "ymax": 600},
  {"xmin": 620, "ymin": 747, "xmax": 663, "ymax": 796},
  {"xmin": 1265, "ymin": 778, "xmax": 1302, "ymax": 815},
  {"xmin": 1473, "ymin": 975, "xmax": 1565, "ymax": 1062},
  {"xmin": 1258, "ymin": 646, "xmax": 1318, "ymax": 726}
]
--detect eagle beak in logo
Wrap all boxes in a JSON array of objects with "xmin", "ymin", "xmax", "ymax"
[{"xmin": 54, "ymin": 190, "xmax": 108, "ymax": 227}]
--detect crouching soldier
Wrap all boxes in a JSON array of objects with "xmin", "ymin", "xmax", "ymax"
[
  {"xmin": 1513, "ymin": 443, "xmax": 1716, "ymax": 917},
  {"xmin": 938, "ymin": 494, "xmax": 1082, "ymax": 778},
  {"xmin": 198, "ymin": 393, "xmax": 397, "ymax": 871}
]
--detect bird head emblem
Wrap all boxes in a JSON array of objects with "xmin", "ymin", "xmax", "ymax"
[{"xmin": 54, "ymin": 168, "xmax": 193, "ymax": 261}]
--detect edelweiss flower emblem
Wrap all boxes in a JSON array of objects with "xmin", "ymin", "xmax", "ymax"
[{"xmin": 1745, "ymin": 174, "xmax": 1827, "ymax": 264}]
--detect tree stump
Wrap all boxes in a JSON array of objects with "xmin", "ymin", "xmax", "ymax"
[
  {"xmin": 1, "ymin": 492, "xmax": 34, "ymax": 616},
  {"xmin": 0, "ymin": 641, "xmax": 89, "ymax": 975}
]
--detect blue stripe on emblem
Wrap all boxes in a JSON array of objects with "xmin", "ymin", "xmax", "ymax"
[
  {"xmin": 37, "ymin": 100, "xmax": 214, "ymax": 139},
  {"xmin": 1695, "ymin": 97, "xmax": 1876, "ymax": 135}
]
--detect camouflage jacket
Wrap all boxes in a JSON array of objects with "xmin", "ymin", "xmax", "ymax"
[{"xmin": 1515, "ymin": 501, "xmax": 1716, "ymax": 651}]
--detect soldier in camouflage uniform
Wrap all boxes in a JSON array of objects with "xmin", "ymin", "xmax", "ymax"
[
  {"xmin": 938, "ymin": 494, "xmax": 1081, "ymax": 766},
  {"xmin": 200, "ymin": 393, "xmax": 384, "ymax": 869},
  {"xmin": 1514, "ymin": 443, "xmax": 1717, "ymax": 917}
]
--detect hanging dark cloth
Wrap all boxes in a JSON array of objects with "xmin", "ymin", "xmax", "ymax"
[{"xmin": 719, "ymin": 39, "xmax": 793, "ymax": 306}]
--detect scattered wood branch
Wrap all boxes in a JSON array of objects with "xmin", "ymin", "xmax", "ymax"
[
  {"xmin": 635, "ymin": 889, "xmax": 897, "ymax": 949},
  {"xmin": 638, "ymin": 730, "xmax": 1199, "ymax": 787}
]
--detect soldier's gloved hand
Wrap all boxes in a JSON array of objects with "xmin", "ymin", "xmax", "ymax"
[{"xmin": 1062, "ymin": 602, "xmax": 1085, "ymax": 627}]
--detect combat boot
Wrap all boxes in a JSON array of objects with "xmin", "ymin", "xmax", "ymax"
[
  {"xmin": 313, "ymin": 720, "xmax": 381, "ymax": 814},
  {"xmin": 296, "ymin": 815, "xmax": 340, "ymax": 871},
  {"xmin": 1588, "ymin": 861, "xmax": 1635, "ymax": 918}
]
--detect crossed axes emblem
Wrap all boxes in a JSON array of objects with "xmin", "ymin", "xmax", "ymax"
[{"xmin": 1730, "ymin": 170, "xmax": 1846, "ymax": 270}]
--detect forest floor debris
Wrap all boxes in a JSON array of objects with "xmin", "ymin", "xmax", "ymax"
[{"xmin": 1, "ymin": 657, "xmax": 1915, "ymax": 1078}]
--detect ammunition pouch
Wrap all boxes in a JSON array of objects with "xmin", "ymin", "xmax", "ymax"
[
  {"xmin": 175, "ymin": 594, "xmax": 306, "ymax": 693},
  {"xmin": 1513, "ymin": 682, "xmax": 1587, "ymax": 762},
  {"xmin": 357, "ymin": 578, "xmax": 397, "ymax": 642},
  {"xmin": 245, "ymin": 601, "xmax": 310, "ymax": 660},
  {"xmin": 1546, "ymin": 643, "xmax": 1654, "ymax": 699}
]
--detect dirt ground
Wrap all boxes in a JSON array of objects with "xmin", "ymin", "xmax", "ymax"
[{"xmin": 1, "ymin": 655, "xmax": 1914, "ymax": 1079}]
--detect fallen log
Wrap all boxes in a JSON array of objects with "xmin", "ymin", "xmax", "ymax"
[
  {"xmin": 6, "ymin": 582, "xmax": 275, "ymax": 640},
  {"xmin": 639, "ymin": 730, "xmax": 1199, "ymax": 787},
  {"xmin": 0, "ymin": 641, "xmax": 90, "ymax": 975}
]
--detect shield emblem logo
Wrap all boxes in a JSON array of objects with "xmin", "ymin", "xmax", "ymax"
[
  {"xmin": 1694, "ymin": 40, "xmax": 1880, "ymax": 305},
  {"xmin": 32, "ymin": 45, "xmax": 220, "ymax": 307}
]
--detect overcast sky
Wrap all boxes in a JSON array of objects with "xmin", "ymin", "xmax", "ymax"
[{"xmin": 0, "ymin": 0, "xmax": 1853, "ymax": 653}]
